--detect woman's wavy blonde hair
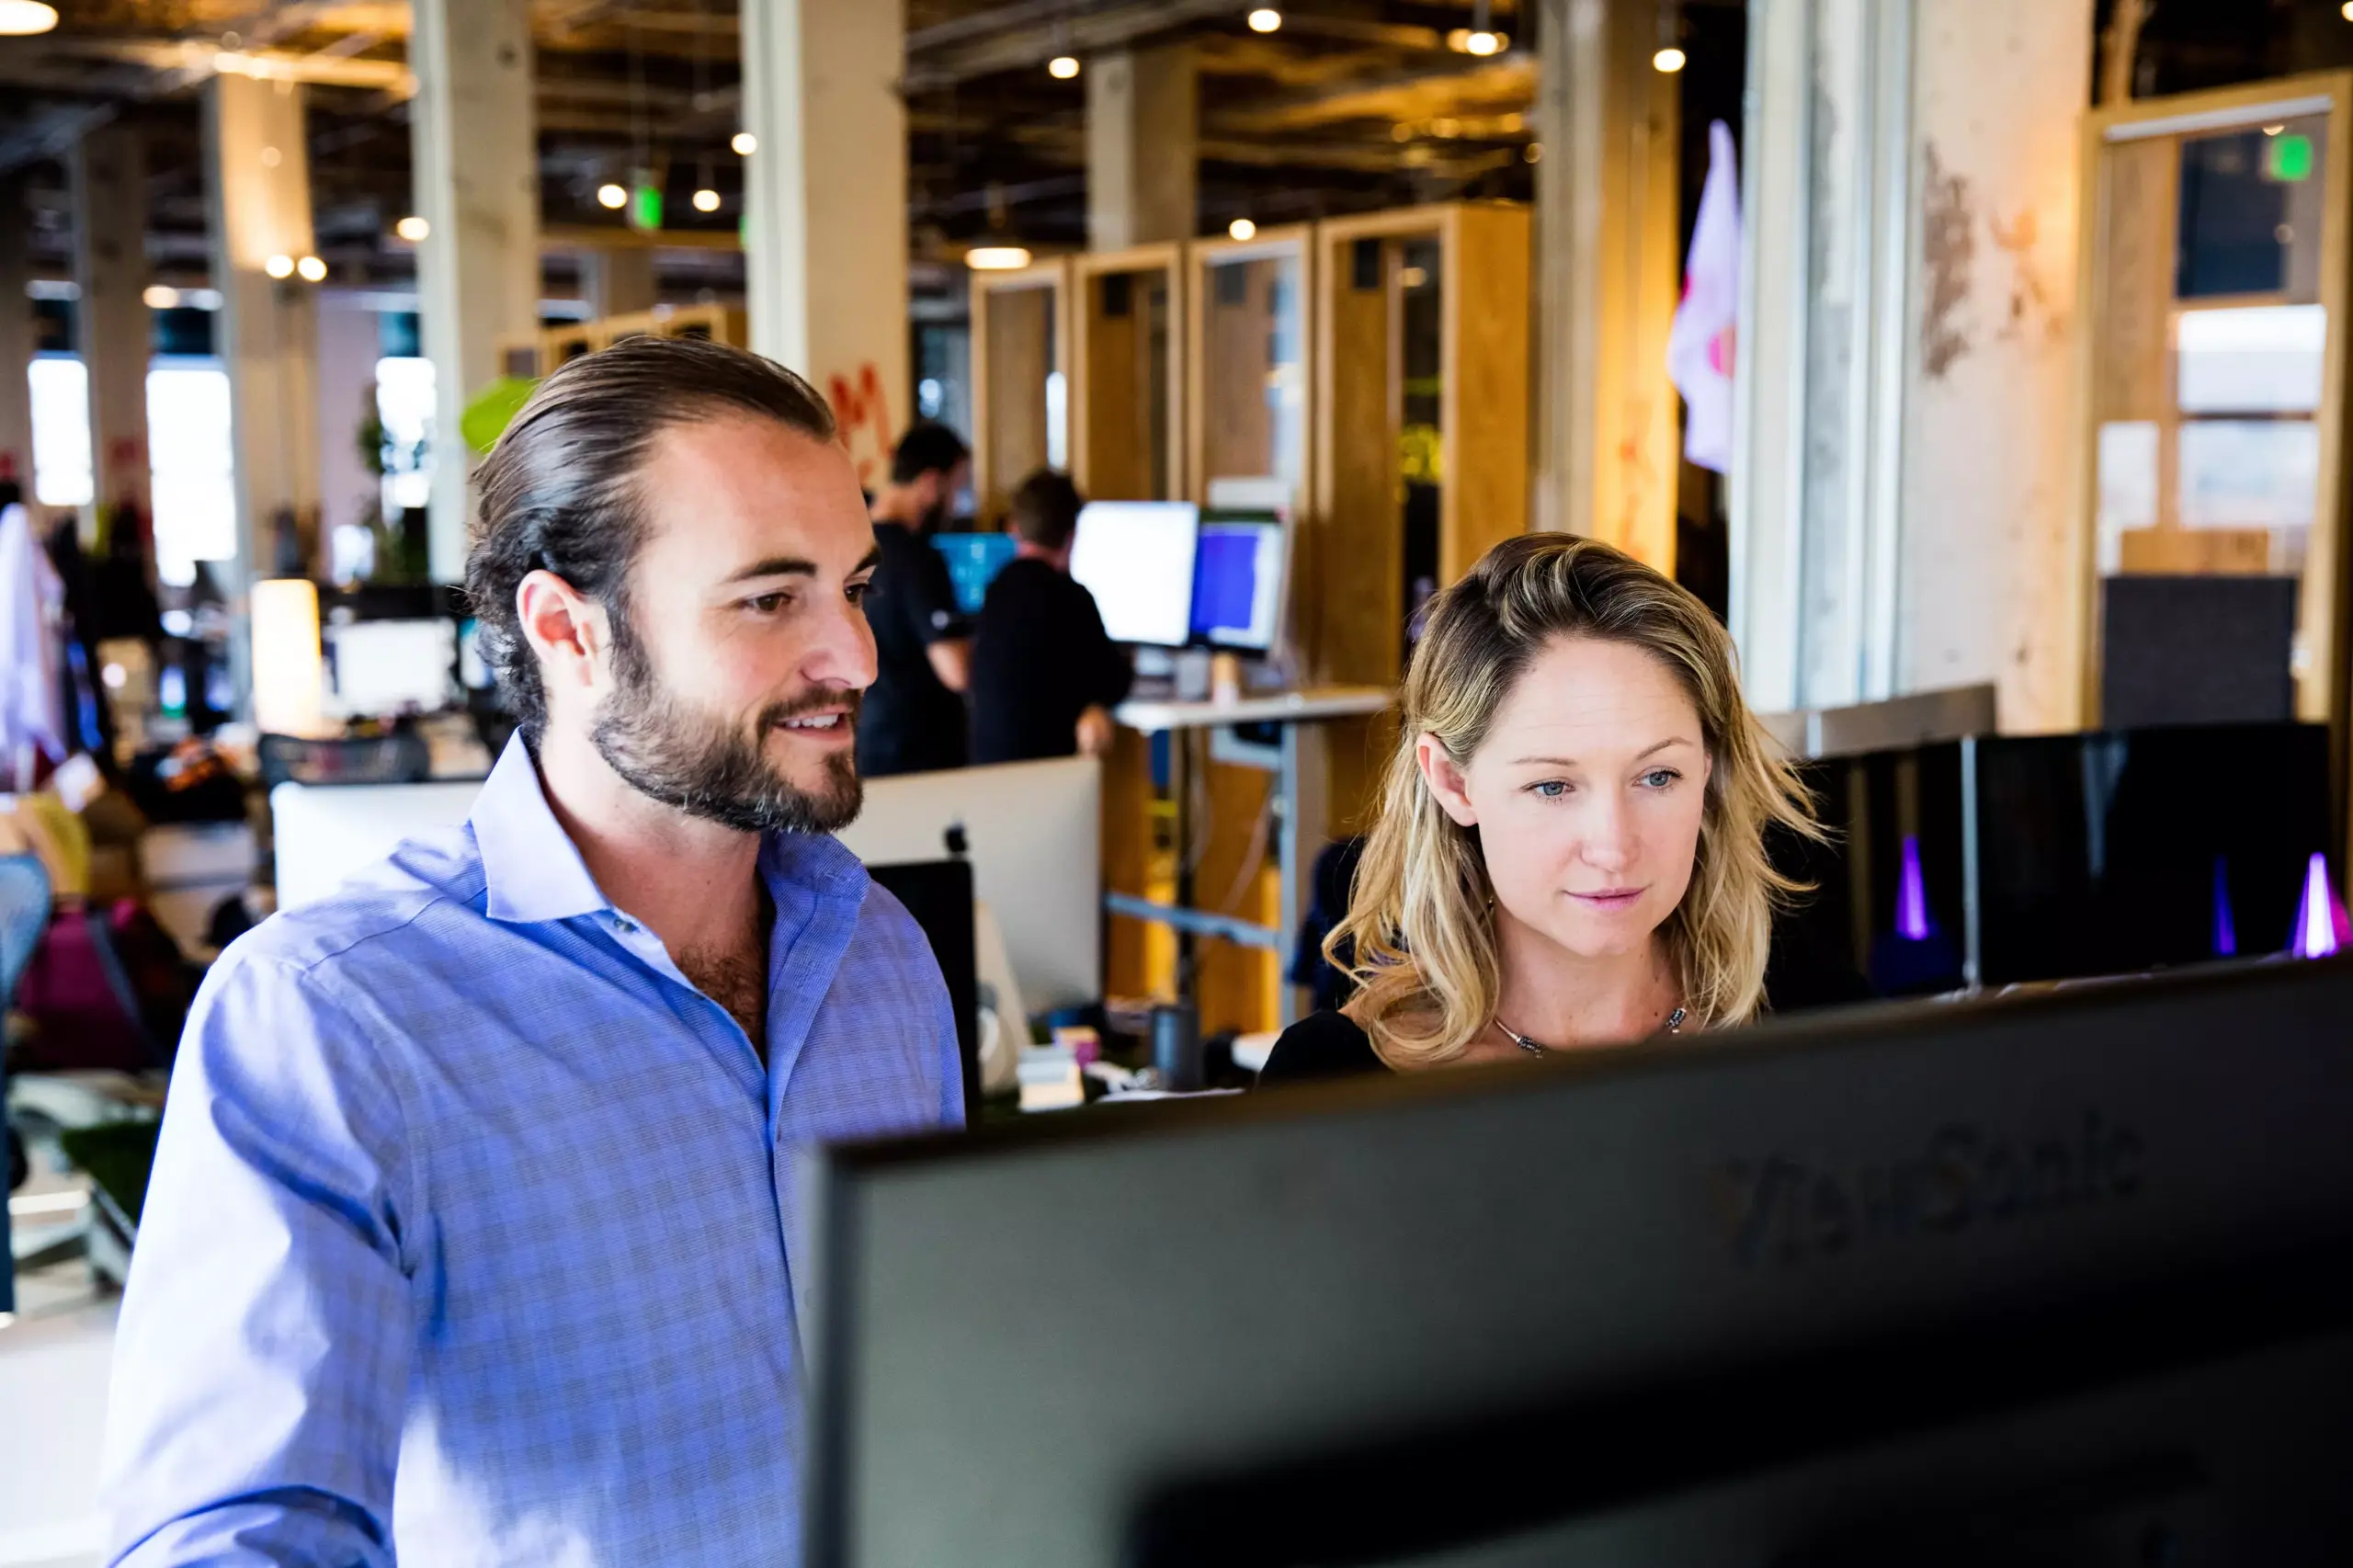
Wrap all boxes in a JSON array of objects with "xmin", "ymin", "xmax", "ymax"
[{"xmin": 1332, "ymin": 534, "xmax": 1821, "ymax": 1068}]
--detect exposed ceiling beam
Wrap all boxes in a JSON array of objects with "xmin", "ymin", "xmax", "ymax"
[
  {"xmin": 1213, "ymin": 53, "xmax": 1536, "ymax": 134},
  {"xmin": 28, "ymin": 37, "xmax": 415, "ymax": 94},
  {"xmin": 903, "ymin": 0, "xmax": 1246, "ymax": 92}
]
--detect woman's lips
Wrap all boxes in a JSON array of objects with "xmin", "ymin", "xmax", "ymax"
[{"xmin": 1569, "ymin": 888, "xmax": 1645, "ymax": 910}]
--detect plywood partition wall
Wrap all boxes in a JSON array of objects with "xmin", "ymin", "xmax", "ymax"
[
  {"xmin": 969, "ymin": 259, "xmax": 1073, "ymax": 525},
  {"xmin": 1072, "ymin": 244, "xmax": 1184, "ymax": 501},
  {"xmin": 1312, "ymin": 201, "xmax": 1533, "ymax": 829},
  {"xmin": 2074, "ymin": 74, "xmax": 2353, "ymax": 752}
]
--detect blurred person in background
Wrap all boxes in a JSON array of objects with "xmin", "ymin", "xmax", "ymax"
[
  {"xmin": 969, "ymin": 469, "xmax": 1131, "ymax": 765},
  {"xmin": 858, "ymin": 421, "xmax": 972, "ymax": 778},
  {"xmin": 1260, "ymin": 535, "xmax": 1869, "ymax": 1085}
]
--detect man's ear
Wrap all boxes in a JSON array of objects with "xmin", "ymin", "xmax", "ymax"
[
  {"xmin": 516, "ymin": 569, "xmax": 611, "ymax": 709},
  {"xmin": 1415, "ymin": 733, "xmax": 1479, "ymax": 828}
]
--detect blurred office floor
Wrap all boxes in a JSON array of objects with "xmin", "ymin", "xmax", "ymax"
[{"xmin": 2, "ymin": 1165, "xmax": 117, "ymax": 1568}]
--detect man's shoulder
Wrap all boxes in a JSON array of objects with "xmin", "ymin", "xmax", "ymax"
[{"xmin": 229, "ymin": 824, "xmax": 488, "ymax": 980}]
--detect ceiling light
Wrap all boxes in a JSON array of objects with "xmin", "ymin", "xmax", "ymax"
[
  {"xmin": 967, "ymin": 245, "xmax": 1034, "ymax": 271},
  {"xmin": 2344, "ymin": 1, "xmax": 2352, "ymax": 19},
  {"xmin": 1049, "ymin": 55, "xmax": 1080, "ymax": 79},
  {"xmin": 395, "ymin": 215, "xmax": 429, "ymax": 242},
  {"xmin": 1229, "ymin": 217, "xmax": 1256, "ymax": 241},
  {"xmin": 296, "ymin": 255, "xmax": 328, "ymax": 282},
  {"xmin": 1247, "ymin": 7, "xmax": 1281, "ymax": 30},
  {"xmin": 264, "ymin": 254, "xmax": 295, "ymax": 279},
  {"xmin": 692, "ymin": 187, "xmax": 722, "ymax": 213},
  {"xmin": 1464, "ymin": 29, "xmax": 1504, "ymax": 55},
  {"xmin": 0, "ymin": 2, "xmax": 60, "ymax": 35},
  {"xmin": 597, "ymin": 183, "xmax": 628, "ymax": 209},
  {"xmin": 732, "ymin": 131, "xmax": 756, "ymax": 155},
  {"xmin": 1653, "ymin": 46, "xmax": 1687, "ymax": 73},
  {"xmin": 1524, "ymin": 143, "xmax": 1542, "ymax": 164},
  {"xmin": 2264, "ymin": 123, "xmax": 2286, "ymax": 136},
  {"xmin": 1431, "ymin": 116, "xmax": 1461, "ymax": 138},
  {"xmin": 142, "ymin": 285, "xmax": 180, "ymax": 310}
]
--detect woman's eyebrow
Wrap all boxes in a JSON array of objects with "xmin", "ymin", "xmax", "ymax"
[{"xmin": 1509, "ymin": 736, "xmax": 1698, "ymax": 767}]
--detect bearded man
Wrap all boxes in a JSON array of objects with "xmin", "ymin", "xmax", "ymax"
[{"xmin": 100, "ymin": 337, "xmax": 961, "ymax": 1568}]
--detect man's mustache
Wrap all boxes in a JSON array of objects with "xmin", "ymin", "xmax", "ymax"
[{"xmin": 761, "ymin": 689, "xmax": 864, "ymax": 728}]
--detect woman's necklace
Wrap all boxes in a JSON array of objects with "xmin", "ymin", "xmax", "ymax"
[{"xmin": 1494, "ymin": 1006, "xmax": 1687, "ymax": 1056}]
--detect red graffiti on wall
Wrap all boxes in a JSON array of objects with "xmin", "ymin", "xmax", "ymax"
[{"xmin": 828, "ymin": 361, "xmax": 896, "ymax": 489}]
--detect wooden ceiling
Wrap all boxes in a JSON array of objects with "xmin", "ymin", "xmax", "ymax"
[{"xmin": 0, "ymin": 1, "xmax": 1541, "ymax": 298}]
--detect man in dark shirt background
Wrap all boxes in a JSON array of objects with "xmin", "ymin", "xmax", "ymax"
[
  {"xmin": 971, "ymin": 470, "xmax": 1133, "ymax": 765},
  {"xmin": 859, "ymin": 423, "xmax": 972, "ymax": 778}
]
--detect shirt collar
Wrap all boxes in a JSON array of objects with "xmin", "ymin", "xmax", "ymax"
[
  {"xmin": 471, "ymin": 733, "xmax": 612, "ymax": 925},
  {"xmin": 470, "ymin": 732, "xmax": 875, "ymax": 923}
]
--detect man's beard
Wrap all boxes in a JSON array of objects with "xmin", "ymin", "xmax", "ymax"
[{"xmin": 590, "ymin": 621, "xmax": 863, "ymax": 835}]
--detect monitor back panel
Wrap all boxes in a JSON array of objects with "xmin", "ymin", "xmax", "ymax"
[{"xmin": 805, "ymin": 960, "xmax": 2353, "ymax": 1567}]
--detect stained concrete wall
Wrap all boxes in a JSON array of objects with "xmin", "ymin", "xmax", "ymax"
[{"xmin": 1898, "ymin": 0, "xmax": 2094, "ymax": 732}]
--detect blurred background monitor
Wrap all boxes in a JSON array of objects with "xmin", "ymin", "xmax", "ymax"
[
  {"xmin": 1777, "ymin": 722, "xmax": 2336, "ymax": 994},
  {"xmin": 1779, "ymin": 742, "xmax": 1970, "ymax": 998},
  {"xmin": 1070, "ymin": 500, "xmax": 1199, "ymax": 648},
  {"xmin": 322, "ymin": 617, "xmax": 459, "ymax": 720},
  {"xmin": 1973, "ymin": 723, "xmax": 2334, "ymax": 985},
  {"xmin": 934, "ymin": 531, "xmax": 1019, "ymax": 618},
  {"xmin": 803, "ymin": 960, "xmax": 2353, "ymax": 1568},
  {"xmin": 1188, "ymin": 512, "xmax": 1288, "ymax": 654}
]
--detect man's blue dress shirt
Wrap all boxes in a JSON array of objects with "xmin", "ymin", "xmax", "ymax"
[{"xmin": 100, "ymin": 736, "xmax": 962, "ymax": 1565}]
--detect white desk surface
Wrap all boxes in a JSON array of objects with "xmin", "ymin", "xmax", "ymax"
[{"xmin": 1115, "ymin": 685, "xmax": 1392, "ymax": 733}]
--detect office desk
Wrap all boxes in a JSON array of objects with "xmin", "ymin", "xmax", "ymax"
[{"xmin": 1112, "ymin": 686, "xmax": 1390, "ymax": 1026}]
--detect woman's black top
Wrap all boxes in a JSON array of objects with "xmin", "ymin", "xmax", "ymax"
[{"xmin": 1258, "ymin": 922, "xmax": 1876, "ymax": 1085}]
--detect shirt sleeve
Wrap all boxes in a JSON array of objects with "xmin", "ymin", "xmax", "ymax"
[{"xmin": 100, "ymin": 949, "xmax": 415, "ymax": 1567}]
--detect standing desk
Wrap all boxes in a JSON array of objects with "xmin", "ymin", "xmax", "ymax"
[{"xmin": 1110, "ymin": 686, "xmax": 1391, "ymax": 1025}]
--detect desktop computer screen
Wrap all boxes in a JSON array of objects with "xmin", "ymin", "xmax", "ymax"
[
  {"xmin": 933, "ymin": 532, "xmax": 1018, "ymax": 618},
  {"xmin": 1188, "ymin": 513, "xmax": 1287, "ymax": 653},
  {"xmin": 1070, "ymin": 501, "xmax": 1199, "ymax": 647},
  {"xmin": 803, "ymin": 958, "xmax": 2353, "ymax": 1567}
]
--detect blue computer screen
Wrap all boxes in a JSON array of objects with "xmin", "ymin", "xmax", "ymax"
[
  {"xmin": 934, "ymin": 532, "xmax": 1020, "ymax": 617},
  {"xmin": 1188, "ymin": 517, "xmax": 1286, "ymax": 652}
]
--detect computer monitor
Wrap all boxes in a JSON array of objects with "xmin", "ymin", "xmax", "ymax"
[
  {"xmin": 323, "ymin": 618, "xmax": 459, "ymax": 718},
  {"xmin": 1973, "ymin": 722, "xmax": 2334, "ymax": 984},
  {"xmin": 1069, "ymin": 500, "xmax": 1199, "ymax": 648},
  {"xmin": 1188, "ymin": 511, "xmax": 1288, "ymax": 653},
  {"xmin": 865, "ymin": 858, "xmax": 979, "ymax": 1121},
  {"xmin": 933, "ymin": 532, "xmax": 1019, "ymax": 618},
  {"xmin": 803, "ymin": 958, "xmax": 2353, "ymax": 1567}
]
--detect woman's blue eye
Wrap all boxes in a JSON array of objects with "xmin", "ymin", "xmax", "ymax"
[
  {"xmin": 1640, "ymin": 768, "xmax": 1680, "ymax": 789},
  {"xmin": 1531, "ymin": 780, "xmax": 1570, "ymax": 799}
]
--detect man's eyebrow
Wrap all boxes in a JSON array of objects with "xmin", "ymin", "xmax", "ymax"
[{"xmin": 720, "ymin": 556, "xmax": 819, "ymax": 585}]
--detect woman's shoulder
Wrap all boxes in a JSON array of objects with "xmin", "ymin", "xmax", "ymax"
[{"xmin": 1256, "ymin": 1009, "xmax": 1387, "ymax": 1085}]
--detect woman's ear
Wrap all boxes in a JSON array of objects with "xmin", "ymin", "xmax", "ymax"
[{"xmin": 1415, "ymin": 733, "xmax": 1479, "ymax": 828}]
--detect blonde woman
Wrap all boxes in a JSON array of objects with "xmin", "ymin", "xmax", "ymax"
[{"xmin": 1260, "ymin": 535, "xmax": 1868, "ymax": 1083}]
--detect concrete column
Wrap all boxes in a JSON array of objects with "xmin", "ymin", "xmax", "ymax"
[
  {"xmin": 1733, "ymin": 0, "xmax": 2090, "ymax": 724},
  {"xmin": 1531, "ymin": 0, "xmax": 1680, "ymax": 572},
  {"xmin": 741, "ymin": 0, "xmax": 908, "ymax": 490},
  {"xmin": 72, "ymin": 121, "xmax": 153, "ymax": 533},
  {"xmin": 1897, "ymin": 0, "xmax": 2093, "ymax": 733},
  {"xmin": 0, "ymin": 177, "xmax": 32, "ymax": 499},
  {"xmin": 1087, "ymin": 42, "xmax": 1198, "ymax": 251},
  {"xmin": 581, "ymin": 246, "xmax": 659, "ymax": 320},
  {"xmin": 315, "ymin": 296, "xmax": 381, "ymax": 551},
  {"xmin": 409, "ymin": 0, "xmax": 540, "ymax": 584},
  {"xmin": 207, "ymin": 74, "xmax": 322, "ymax": 584}
]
